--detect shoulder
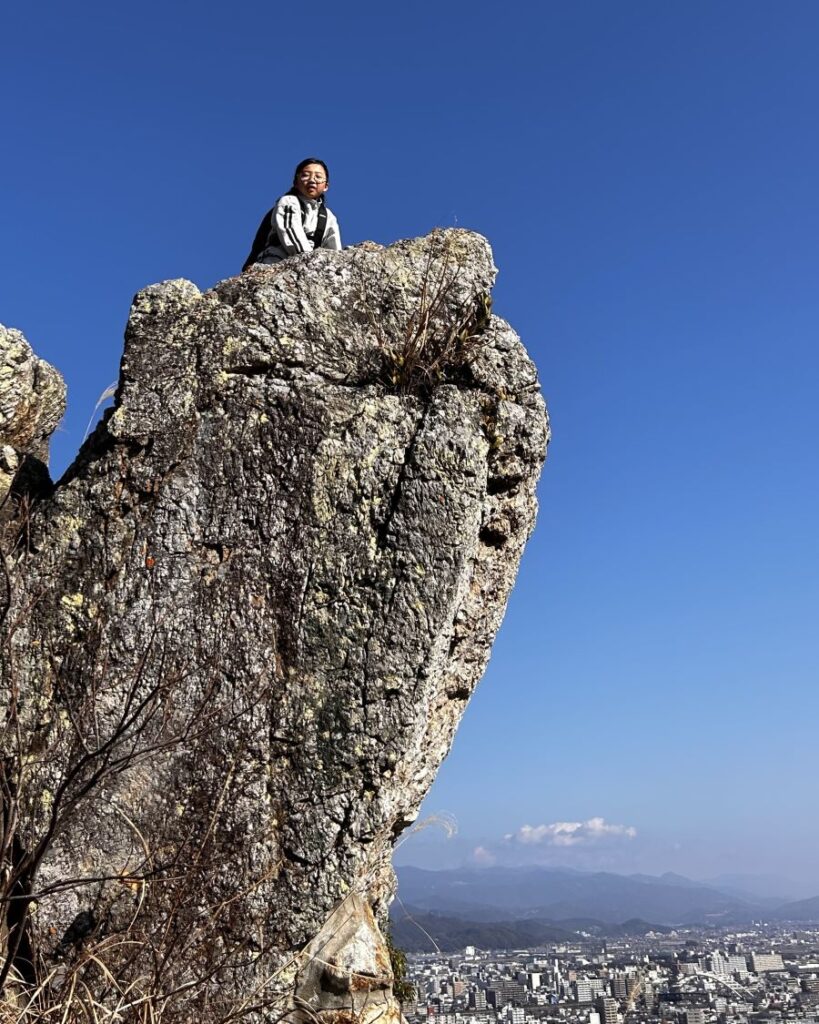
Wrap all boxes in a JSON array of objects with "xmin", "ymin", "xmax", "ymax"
[{"xmin": 276, "ymin": 193, "xmax": 302, "ymax": 211}]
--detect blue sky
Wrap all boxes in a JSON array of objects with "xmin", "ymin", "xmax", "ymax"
[{"xmin": 3, "ymin": 2, "xmax": 818, "ymax": 891}]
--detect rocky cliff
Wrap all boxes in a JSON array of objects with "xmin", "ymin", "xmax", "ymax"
[{"xmin": 0, "ymin": 229, "xmax": 549, "ymax": 1021}]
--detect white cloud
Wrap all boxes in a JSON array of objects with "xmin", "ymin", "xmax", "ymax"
[
  {"xmin": 471, "ymin": 845, "xmax": 497, "ymax": 866},
  {"xmin": 505, "ymin": 817, "xmax": 637, "ymax": 848}
]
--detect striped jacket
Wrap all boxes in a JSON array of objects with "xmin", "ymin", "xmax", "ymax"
[{"xmin": 243, "ymin": 191, "xmax": 341, "ymax": 270}]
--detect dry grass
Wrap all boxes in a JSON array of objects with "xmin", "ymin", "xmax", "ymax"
[{"xmin": 360, "ymin": 237, "xmax": 492, "ymax": 396}]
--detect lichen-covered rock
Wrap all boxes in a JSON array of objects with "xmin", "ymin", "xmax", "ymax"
[
  {"xmin": 0, "ymin": 230, "xmax": 549, "ymax": 1021},
  {"xmin": 0, "ymin": 324, "xmax": 65, "ymax": 515},
  {"xmin": 0, "ymin": 325, "xmax": 65, "ymax": 458}
]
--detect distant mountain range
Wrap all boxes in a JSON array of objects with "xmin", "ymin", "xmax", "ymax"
[{"xmin": 391, "ymin": 866, "xmax": 819, "ymax": 950}]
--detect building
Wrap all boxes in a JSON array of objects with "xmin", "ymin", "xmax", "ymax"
[
  {"xmin": 684, "ymin": 1009, "xmax": 706, "ymax": 1024},
  {"xmin": 468, "ymin": 990, "xmax": 487, "ymax": 1011},
  {"xmin": 726, "ymin": 955, "xmax": 748, "ymax": 976},
  {"xmin": 596, "ymin": 995, "xmax": 619, "ymax": 1024},
  {"xmin": 751, "ymin": 954, "xmax": 786, "ymax": 974}
]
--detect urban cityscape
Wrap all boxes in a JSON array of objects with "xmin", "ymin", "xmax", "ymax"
[{"xmin": 401, "ymin": 924, "xmax": 819, "ymax": 1024}]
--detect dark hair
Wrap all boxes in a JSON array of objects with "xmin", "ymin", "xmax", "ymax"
[{"xmin": 293, "ymin": 158, "xmax": 329, "ymax": 185}]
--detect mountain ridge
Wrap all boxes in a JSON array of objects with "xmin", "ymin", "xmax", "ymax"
[{"xmin": 396, "ymin": 865, "xmax": 819, "ymax": 928}]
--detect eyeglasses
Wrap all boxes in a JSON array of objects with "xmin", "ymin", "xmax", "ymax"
[{"xmin": 298, "ymin": 173, "xmax": 327, "ymax": 183}]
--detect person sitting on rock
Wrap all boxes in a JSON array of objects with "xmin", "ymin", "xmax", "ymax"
[{"xmin": 242, "ymin": 158, "xmax": 342, "ymax": 270}]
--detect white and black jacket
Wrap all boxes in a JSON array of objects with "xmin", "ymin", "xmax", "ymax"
[{"xmin": 242, "ymin": 190, "xmax": 341, "ymax": 270}]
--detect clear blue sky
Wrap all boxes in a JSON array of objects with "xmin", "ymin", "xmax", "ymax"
[{"xmin": 3, "ymin": 1, "xmax": 818, "ymax": 891}]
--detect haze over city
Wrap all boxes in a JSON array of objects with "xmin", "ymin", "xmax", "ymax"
[{"xmin": 3, "ymin": 1, "xmax": 818, "ymax": 895}]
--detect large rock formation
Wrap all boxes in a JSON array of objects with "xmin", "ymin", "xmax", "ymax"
[{"xmin": 0, "ymin": 230, "xmax": 549, "ymax": 1021}]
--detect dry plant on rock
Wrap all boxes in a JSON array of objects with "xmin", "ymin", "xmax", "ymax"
[
  {"xmin": 0, "ymin": 577, "xmax": 291, "ymax": 1021},
  {"xmin": 359, "ymin": 233, "xmax": 493, "ymax": 395}
]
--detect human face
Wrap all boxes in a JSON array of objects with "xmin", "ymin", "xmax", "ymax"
[{"xmin": 295, "ymin": 164, "xmax": 329, "ymax": 200}]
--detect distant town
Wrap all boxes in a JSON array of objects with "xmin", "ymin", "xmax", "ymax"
[{"xmin": 402, "ymin": 923, "xmax": 819, "ymax": 1024}]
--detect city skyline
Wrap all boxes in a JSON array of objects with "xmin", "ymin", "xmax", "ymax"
[{"xmin": 398, "ymin": 922, "xmax": 819, "ymax": 1024}]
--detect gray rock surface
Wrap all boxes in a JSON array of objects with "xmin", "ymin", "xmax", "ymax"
[
  {"xmin": 0, "ymin": 324, "xmax": 66, "ymax": 522},
  {"xmin": 0, "ymin": 229, "xmax": 549, "ymax": 1021}
]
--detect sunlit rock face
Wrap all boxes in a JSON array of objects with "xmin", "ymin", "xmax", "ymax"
[
  {"xmin": 0, "ymin": 230, "xmax": 548, "ymax": 1021},
  {"xmin": 0, "ymin": 324, "xmax": 65, "ymax": 523}
]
